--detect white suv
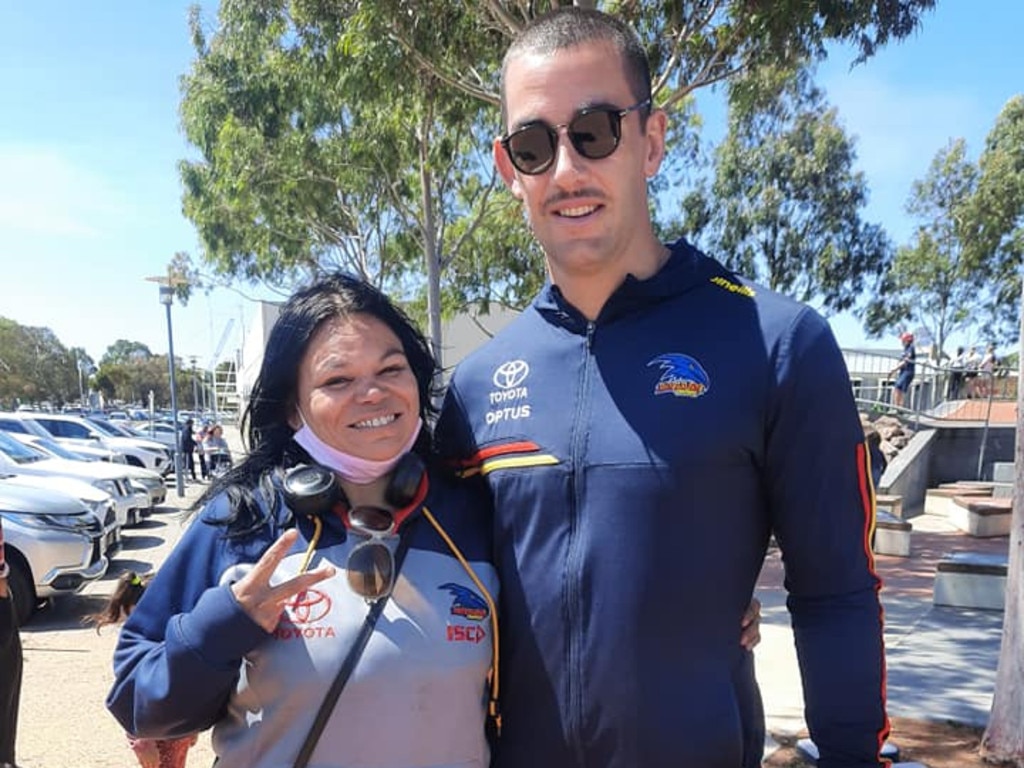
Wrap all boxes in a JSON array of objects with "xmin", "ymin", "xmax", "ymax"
[
  {"xmin": 1, "ymin": 481, "xmax": 108, "ymax": 625},
  {"xmin": 16, "ymin": 413, "xmax": 173, "ymax": 476}
]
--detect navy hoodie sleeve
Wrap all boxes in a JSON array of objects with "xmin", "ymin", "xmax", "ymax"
[
  {"xmin": 106, "ymin": 494, "xmax": 273, "ymax": 739},
  {"xmin": 765, "ymin": 309, "xmax": 889, "ymax": 768}
]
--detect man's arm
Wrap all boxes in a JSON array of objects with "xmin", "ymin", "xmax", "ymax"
[{"xmin": 764, "ymin": 309, "xmax": 889, "ymax": 768}]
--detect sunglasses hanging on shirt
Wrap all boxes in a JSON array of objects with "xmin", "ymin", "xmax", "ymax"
[
  {"xmin": 281, "ymin": 452, "xmax": 426, "ymax": 600},
  {"xmin": 500, "ymin": 97, "xmax": 651, "ymax": 175}
]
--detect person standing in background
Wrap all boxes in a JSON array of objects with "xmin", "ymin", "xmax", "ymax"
[
  {"xmin": 890, "ymin": 332, "xmax": 916, "ymax": 409},
  {"xmin": 178, "ymin": 419, "xmax": 198, "ymax": 482}
]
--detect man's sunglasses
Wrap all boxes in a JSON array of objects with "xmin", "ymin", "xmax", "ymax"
[
  {"xmin": 500, "ymin": 98, "xmax": 651, "ymax": 176},
  {"xmin": 346, "ymin": 505, "xmax": 399, "ymax": 601}
]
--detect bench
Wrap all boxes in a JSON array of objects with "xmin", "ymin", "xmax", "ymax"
[
  {"xmin": 874, "ymin": 493, "xmax": 904, "ymax": 519},
  {"xmin": 872, "ymin": 510, "xmax": 912, "ymax": 557},
  {"xmin": 948, "ymin": 496, "xmax": 1012, "ymax": 538},
  {"xmin": 933, "ymin": 552, "xmax": 1009, "ymax": 611},
  {"xmin": 924, "ymin": 486, "xmax": 991, "ymax": 519}
]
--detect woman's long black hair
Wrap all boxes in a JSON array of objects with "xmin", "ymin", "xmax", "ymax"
[{"xmin": 197, "ymin": 273, "xmax": 442, "ymax": 536}]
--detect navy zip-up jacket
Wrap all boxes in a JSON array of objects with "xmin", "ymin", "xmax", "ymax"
[{"xmin": 436, "ymin": 239, "xmax": 889, "ymax": 768}]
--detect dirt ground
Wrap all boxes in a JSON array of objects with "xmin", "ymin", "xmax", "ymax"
[
  {"xmin": 13, "ymin": 492, "xmax": 217, "ymax": 768},
  {"xmin": 764, "ymin": 716, "xmax": 1012, "ymax": 767}
]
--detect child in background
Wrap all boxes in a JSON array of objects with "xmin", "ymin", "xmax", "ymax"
[{"xmin": 85, "ymin": 572, "xmax": 198, "ymax": 768}]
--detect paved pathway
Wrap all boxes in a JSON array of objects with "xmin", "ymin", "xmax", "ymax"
[{"xmin": 755, "ymin": 510, "xmax": 1008, "ymax": 743}]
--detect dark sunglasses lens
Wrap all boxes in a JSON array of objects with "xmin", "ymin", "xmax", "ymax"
[
  {"xmin": 569, "ymin": 109, "xmax": 619, "ymax": 160},
  {"xmin": 347, "ymin": 543, "xmax": 394, "ymax": 599},
  {"xmin": 349, "ymin": 505, "xmax": 394, "ymax": 533},
  {"xmin": 506, "ymin": 125, "xmax": 555, "ymax": 174}
]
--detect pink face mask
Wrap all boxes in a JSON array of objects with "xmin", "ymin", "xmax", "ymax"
[{"xmin": 293, "ymin": 415, "xmax": 423, "ymax": 485}]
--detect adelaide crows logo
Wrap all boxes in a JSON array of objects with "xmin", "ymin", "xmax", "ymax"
[
  {"xmin": 647, "ymin": 353, "xmax": 710, "ymax": 398},
  {"xmin": 440, "ymin": 583, "xmax": 488, "ymax": 621}
]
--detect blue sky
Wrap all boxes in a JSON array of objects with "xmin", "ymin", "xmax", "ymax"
[{"xmin": 1, "ymin": 2, "xmax": 1022, "ymax": 368}]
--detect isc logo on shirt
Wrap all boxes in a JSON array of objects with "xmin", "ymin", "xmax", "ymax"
[{"xmin": 447, "ymin": 625, "xmax": 487, "ymax": 644}]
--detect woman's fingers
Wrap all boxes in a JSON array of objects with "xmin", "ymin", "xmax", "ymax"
[
  {"xmin": 740, "ymin": 597, "xmax": 762, "ymax": 650},
  {"xmin": 231, "ymin": 530, "xmax": 335, "ymax": 632}
]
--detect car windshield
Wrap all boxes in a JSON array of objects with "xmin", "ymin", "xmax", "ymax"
[
  {"xmin": 86, "ymin": 418, "xmax": 124, "ymax": 437},
  {"xmin": 0, "ymin": 430, "xmax": 46, "ymax": 463},
  {"xmin": 28, "ymin": 436, "xmax": 88, "ymax": 461}
]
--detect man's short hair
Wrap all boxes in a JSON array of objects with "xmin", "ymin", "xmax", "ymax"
[{"xmin": 499, "ymin": 7, "xmax": 652, "ymax": 131}]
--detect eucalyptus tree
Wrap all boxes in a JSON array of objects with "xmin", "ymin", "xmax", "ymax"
[
  {"xmin": 0, "ymin": 318, "xmax": 79, "ymax": 406},
  {"xmin": 381, "ymin": 0, "xmax": 937, "ymax": 111},
  {"xmin": 691, "ymin": 64, "xmax": 890, "ymax": 313},
  {"xmin": 180, "ymin": 0, "xmax": 511, "ymax": 361},
  {"xmin": 179, "ymin": 0, "xmax": 937, "ymax": 353},
  {"xmin": 862, "ymin": 139, "xmax": 980, "ymax": 357},
  {"xmin": 968, "ymin": 95, "xmax": 1024, "ymax": 345},
  {"xmin": 864, "ymin": 97, "xmax": 1024, "ymax": 357}
]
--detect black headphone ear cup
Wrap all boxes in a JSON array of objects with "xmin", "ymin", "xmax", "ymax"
[
  {"xmin": 385, "ymin": 452, "xmax": 425, "ymax": 509},
  {"xmin": 282, "ymin": 464, "xmax": 348, "ymax": 517}
]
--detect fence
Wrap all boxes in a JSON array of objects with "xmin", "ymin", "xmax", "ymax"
[{"xmin": 844, "ymin": 348, "xmax": 1017, "ymax": 480}]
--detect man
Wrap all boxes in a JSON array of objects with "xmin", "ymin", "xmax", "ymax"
[
  {"xmin": 436, "ymin": 7, "xmax": 888, "ymax": 768},
  {"xmin": 889, "ymin": 332, "xmax": 916, "ymax": 409},
  {"xmin": 0, "ymin": 518, "xmax": 23, "ymax": 768}
]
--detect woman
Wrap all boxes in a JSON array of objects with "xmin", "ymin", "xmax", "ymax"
[
  {"xmin": 106, "ymin": 273, "xmax": 761, "ymax": 767},
  {"xmin": 202, "ymin": 424, "xmax": 233, "ymax": 478},
  {"xmin": 106, "ymin": 274, "xmax": 500, "ymax": 767}
]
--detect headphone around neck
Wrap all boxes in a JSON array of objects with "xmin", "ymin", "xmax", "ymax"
[{"xmin": 281, "ymin": 452, "xmax": 426, "ymax": 519}]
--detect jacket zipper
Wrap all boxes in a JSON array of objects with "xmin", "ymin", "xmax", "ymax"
[{"xmin": 565, "ymin": 320, "xmax": 595, "ymax": 764}]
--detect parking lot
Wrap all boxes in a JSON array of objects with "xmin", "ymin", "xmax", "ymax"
[{"xmin": 14, "ymin": 469, "xmax": 219, "ymax": 766}]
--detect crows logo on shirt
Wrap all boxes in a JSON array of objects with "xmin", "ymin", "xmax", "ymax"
[
  {"xmin": 648, "ymin": 353, "xmax": 710, "ymax": 398},
  {"xmin": 440, "ymin": 583, "xmax": 488, "ymax": 621},
  {"xmin": 441, "ymin": 584, "xmax": 489, "ymax": 644}
]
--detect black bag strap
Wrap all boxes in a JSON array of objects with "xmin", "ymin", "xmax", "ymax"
[{"xmin": 291, "ymin": 518, "xmax": 419, "ymax": 768}]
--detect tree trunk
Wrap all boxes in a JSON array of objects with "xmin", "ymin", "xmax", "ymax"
[
  {"xmin": 980, "ymin": 276, "xmax": 1024, "ymax": 766},
  {"xmin": 417, "ymin": 108, "xmax": 444, "ymax": 390}
]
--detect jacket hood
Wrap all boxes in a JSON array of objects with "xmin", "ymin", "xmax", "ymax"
[{"xmin": 532, "ymin": 238, "xmax": 721, "ymax": 332}]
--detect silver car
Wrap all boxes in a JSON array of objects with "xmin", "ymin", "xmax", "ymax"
[
  {"xmin": 0, "ymin": 481, "xmax": 108, "ymax": 625},
  {"xmin": 0, "ymin": 430, "xmax": 144, "ymax": 529}
]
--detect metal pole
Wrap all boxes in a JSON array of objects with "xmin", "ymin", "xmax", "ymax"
[
  {"xmin": 977, "ymin": 369, "xmax": 996, "ymax": 481},
  {"xmin": 211, "ymin": 368, "xmax": 219, "ymax": 423},
  {"xmin": 162, "ymin": 290, "xmax": 185, "ymax": 498},
  {"xmin": 77, "ymin": 358, "xmax": 86, "ymax": 409}
]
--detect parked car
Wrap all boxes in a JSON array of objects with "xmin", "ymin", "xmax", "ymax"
[
  {"xmin": 124, "ymin": 420, "xmax": 180, "ymax": 450},
  {"xmin": 0, "ymin": 420, "xmax": 126, "ymax": 464},
  {"xmin": 9, "ymin": 412, "xmax": 173, "ymax": 476},
  {"xmin": 1, "ymin": 480, "xmax": 108, "ymax": 625},
  {"xmin": 0, "ymin": 412, "xmax": 126, "ymax": 464},
  {"xmin": 1, "ymin": 470, "xmax": 121, "ymax": 556},
  {"xmin": 0, "ymin": 430, "xmax": 143, "ymax": 530}
]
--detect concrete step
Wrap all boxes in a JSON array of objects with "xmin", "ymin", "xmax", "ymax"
[
  {"xmin": 949, "ymin": 496, "xmax": 1012, "ymax": 538},
  {"xmin": 933, "ymin": 551, "xmax": 1009, "ymax": 611}
]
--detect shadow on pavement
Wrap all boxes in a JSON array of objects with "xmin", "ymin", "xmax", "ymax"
[
  {"xmin": 119, "ymin": 535, "xmax": 166, "ymax": 551},
  {"xmin": 19, "ymin": 593, "xmax": 111, "ymax": 634}
]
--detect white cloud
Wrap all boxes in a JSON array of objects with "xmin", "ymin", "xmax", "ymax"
[{"xmin": 0, "ymin": 145, "xmax": 127, "ymax": 238}]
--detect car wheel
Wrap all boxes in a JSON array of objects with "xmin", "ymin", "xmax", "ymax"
[
  {"xmin": 7, "ymin": 560, "xmax": 36, "ymax": 627},
  {"xmin": 128, "ymin": 508, "xmax": 138, "ymax": 527}
]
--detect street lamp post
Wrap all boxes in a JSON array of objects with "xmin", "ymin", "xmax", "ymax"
[
  {"xmin": 191, "ymin": 357, "xmax": 199, "ymax": 413},
  {"xmin": 76, "ymin": 357, "xmax": 86, "ymax": 410},
  {"xmin": 146, "ymin": 274, "xmax": 187, "ymax": 498}
]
